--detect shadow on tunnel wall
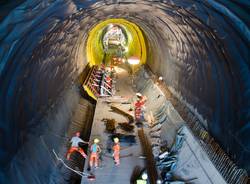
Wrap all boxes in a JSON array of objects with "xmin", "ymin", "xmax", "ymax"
[{"xmin": 0, "ymin": 0, "xmax": 249, "ymax": 183}]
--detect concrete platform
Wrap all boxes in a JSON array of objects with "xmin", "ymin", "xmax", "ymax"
[
  {"xmin": 81, "ymin": 67, "xmax": 227, "ymax": 184},
  {"xmin": 81, "ymin": 68, "xmax": 144, "ymax": 184}
]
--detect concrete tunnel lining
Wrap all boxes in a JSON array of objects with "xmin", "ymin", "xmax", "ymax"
[{"xmin": 0, "ymin": 0, "xmax": 249, "ymax": 183}]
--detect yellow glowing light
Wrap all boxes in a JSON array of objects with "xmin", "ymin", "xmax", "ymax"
[
  {"xmin": 128, "ymin": 57, "xmax": 140, "ymax": 65},
  {"xmin": 87, "ymin": 18, "xmax": 147, "ymax": 66}
]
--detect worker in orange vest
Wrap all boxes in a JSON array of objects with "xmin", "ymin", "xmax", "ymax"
[
  {"xmin": 136, "ymin": 93, "xmax": 147, "ymax": 104},
  {"xmin": 113, "ymin": 137, "xmax": 120, "ymax": 165},
  {"xmin": 135, "ymin": 93, "xmax": 147, "ymax": 122},
  {"xmin": 135, "ymin": 100, "xmax": 143, "ymax": 121},
  {"xmin": 66, "ymin": 132, "xmax": 88, "ymax": 160},
  {"xmin": 89, "ymin": 138, "xmax": 101, "ymax": 168}
]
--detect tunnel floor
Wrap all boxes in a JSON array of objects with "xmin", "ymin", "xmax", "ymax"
[
  {"xmin": 81, "ymin": 67, "xmax": 144, "ymax": 183},
  {"xmin": 80, "ymin": 66, "xmax": 227, "ymax": 183}
]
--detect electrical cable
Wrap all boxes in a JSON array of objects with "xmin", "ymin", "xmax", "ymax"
[{"xmin": 52, "ymin": 149, "xmax": 90, "ymax": 177}]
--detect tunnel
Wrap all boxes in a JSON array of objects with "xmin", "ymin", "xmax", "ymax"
[{"xmin": 0, "ymin": 0, "xmax": 249, "ymax": 183}]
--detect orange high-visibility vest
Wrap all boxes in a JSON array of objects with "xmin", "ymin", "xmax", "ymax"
[{"xmin": 113, "ymin": 143, "xmax": 120, "ymax": 152}]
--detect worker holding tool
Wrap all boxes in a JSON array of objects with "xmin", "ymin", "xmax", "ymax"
[
  {"xmin": 66, "ymin": 132, "xmax": 88, "ymax": 160},
  {"xmin": 89, "ymin": 138, "xmax": 101, "ymax": 168},
  {"xmin": 113, "ymin": 137, "xmax": 120, "ymax": 165}
]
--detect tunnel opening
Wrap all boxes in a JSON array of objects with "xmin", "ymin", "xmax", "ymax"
[
  {"xmin": 82, "ymin": 18, "xmax": 149, "ymax": 100},
  {"xmin": 86, "ymin": 18, "xmax": 147, "ymax": 66}
]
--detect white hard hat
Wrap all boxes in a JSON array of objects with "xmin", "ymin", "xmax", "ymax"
[
  {"xmin": 94, "ymin": 138, "xmax": 100, "ymax": 143},
  {"xmin": 136, "ymin": 93, "xmax": 142, "ymax": 97},
  {"xmin": 156, "ymin": 179, "xmax": 162, "ymax": 184},
  {"xmin": 114, "ymin": 137, "xmax": 119, "ymax": 143},
  {"xmin": 141, "ymin": 173, "xmax": 148, "ymax": 180}
]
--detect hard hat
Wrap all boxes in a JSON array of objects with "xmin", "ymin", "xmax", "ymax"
[
  {"xmin": 94, "ymin": 138, "xmax": 100, "ymax": 143},
  {"xmin": 136, "ymin": 93, "xmax": 142, "ymax": 97},
  {"xmin": 75, "ymin": 132, "xmax": 80, "ymax": 137},
  {"xmin": 141, "ymin": 173, "xmax": 148, "ymax": 180},
  {"xmin": 114, "ymin": 137, "xmax": 119, "ymax": 143},
  {"xmin": 156, "ymin": 179, "xmax": 162, "ymax": 184},
  {"xmin": 158, "ymin": 76, "xmax": 163, "ymax": 81}
]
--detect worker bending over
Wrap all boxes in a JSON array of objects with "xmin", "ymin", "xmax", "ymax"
[
  {"xmin": 89, "ymin": 138, "xmax": 101, "ymax": 168},
  {"xmin": 67, "ymin": 132, "xmax": 88, "ymax": 160},
  {"xmin": 113, "ymin": 137, "xmax": 120, "ymax": 165}
]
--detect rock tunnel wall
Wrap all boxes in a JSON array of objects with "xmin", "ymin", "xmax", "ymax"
[
  {"xmin": 0, "ymin": 0, "xmax": 249, "ymax": 183},
  {"xmin": 139, "ymin": 0, "xmax": 250, "ymax": 170}
]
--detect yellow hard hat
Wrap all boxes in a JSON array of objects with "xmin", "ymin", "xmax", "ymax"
[
  {"xmin": 94, "ymin": 138, "xmax": 100, "ymax": 143},
  {"xmin": 114, "ymin": 137, "xmax": 119, "ymax": 143}
]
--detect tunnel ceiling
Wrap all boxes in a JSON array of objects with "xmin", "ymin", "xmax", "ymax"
[{"xmin": 0, "ymin": 0, "xmax": 249, "ymax": 182}]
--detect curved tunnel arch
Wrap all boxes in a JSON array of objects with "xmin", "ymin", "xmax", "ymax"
[
  {"xmin": 86, "ymin": 18, "xmax": 147, "ymax": 66},
  {"xmin": 0, "ymin": 0, "xmax": 249, "ymax": 183}
]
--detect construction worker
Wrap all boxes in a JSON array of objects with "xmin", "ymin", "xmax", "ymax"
[
  {"xmin": 66, "ymin": 132, "xmax": 88, "ymax": 160},
  {"xmin": 136, "ymin": 93, "xmax": 147, "ymax": 104},
  {"xmin": 156, "ymin": 76, "xmax": 163, "ymax": 85},
  {"xmin": 89, "ymin": 138, "xmax": 101, "ymax": 168},
  {"xmin": 113, "ymin": 137, "xmax": 120, "ymax": 165},
  {"xmin": 135, "ymin": 99, "xmax": 142, "ymax": 122},
  {"xmin": 135, "ymin": 93, "xmax": 147, "ymax": 122}
]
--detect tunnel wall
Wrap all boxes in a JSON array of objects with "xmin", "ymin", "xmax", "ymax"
[
  {"xmin": 142, "ymin": 1, "xmax": 250, "ymax": 170},
  {"xmin": 0, "ymin": 0, "xmax": 249, "ymax": 183},
  {"xmin": 0, "ymin": 0, "xmax": 89, "ymax": 183}
]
